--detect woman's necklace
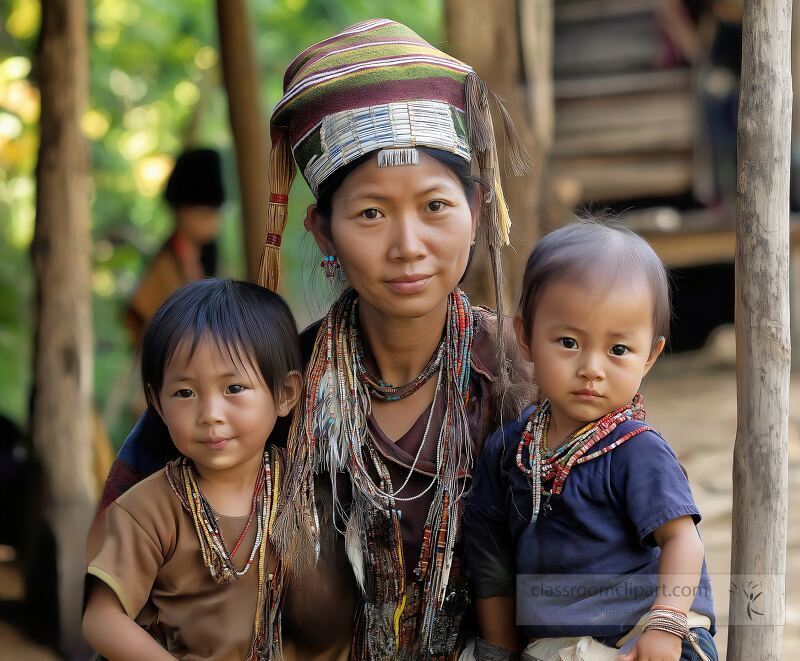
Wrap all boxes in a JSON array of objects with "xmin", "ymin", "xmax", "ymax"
[
  {"xmin": 367, "ymin": 363, "xmax": 443, "ymax": 502},
  {"xmin": 516, "ymin": 393, "xmax": 650, "ymax": 522},
  {"xmin": 352, "ymin": 298, "xmax": 445, "ymax": 401},
  {"xmin": 281, "ymin": 287, "xmax": 475, "ymax": 658}
]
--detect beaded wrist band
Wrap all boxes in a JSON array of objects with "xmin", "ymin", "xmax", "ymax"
[
  {"xmin": 650, "ymin": 603, "xmax": 688, "ymax": 616},
  {"xmin": 643, "ymin": 609, "xmax": 712, "ymax": 661}
]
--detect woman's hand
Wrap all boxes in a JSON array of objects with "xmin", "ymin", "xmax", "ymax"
[{"xmin": 618, "ymin": 629, "xmax": 681, "ymax": 661}]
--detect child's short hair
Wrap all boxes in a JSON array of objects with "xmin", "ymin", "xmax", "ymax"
[
  {"xmin": 140, "ymin": 279, "xmax": 302, "ymax": 409},
  {"xmin": 518, "ymin": 219, "xmax": 671, "ymax": 343}
]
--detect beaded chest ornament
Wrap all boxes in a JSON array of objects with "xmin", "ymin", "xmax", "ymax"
[
  {"xmin": 166, "ymin": 447, "xmax": 285, "ymax": 660},
  {"xmin": 516, "ymin": 393, "xmax": 650, "ymax": 522},
  {"xmin": 275, "ymin": 287, "xmax": 474, "ymax": 659}
]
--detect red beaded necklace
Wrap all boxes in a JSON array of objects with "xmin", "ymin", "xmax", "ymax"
[{"xmin": 516, "ymin": 393, "xmax": 650, "ymax": 521}]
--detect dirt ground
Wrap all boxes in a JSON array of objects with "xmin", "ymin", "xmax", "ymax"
[{"xmin": 1, "ymin": 331, "xmax": 798, "ymax": 659}]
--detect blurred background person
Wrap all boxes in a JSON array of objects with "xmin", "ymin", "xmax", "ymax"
[{"xmin": 124, "ymin": 147, "xmax": 225, "ymax": 347}]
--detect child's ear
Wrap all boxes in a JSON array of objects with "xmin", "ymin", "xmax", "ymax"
[
  {"xmin": 643, "ymin": 336, "xmax": 666, "ymax": 376},
  {"xmin": 276, "ymin": 371, "xmax": 303, "ymax": 417},
  {"xmin": 513, "ymin": 316, "xmax": 534, "ymax": 363}
]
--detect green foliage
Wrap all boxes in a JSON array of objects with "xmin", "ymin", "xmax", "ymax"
[{"xmin": 0, "ymin": 0, "xmax": 441, "ymax": 443}]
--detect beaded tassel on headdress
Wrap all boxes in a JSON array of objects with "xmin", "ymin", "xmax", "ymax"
[
  {"xmin": 464, "ymin": 71, "xmax": 532, "ymax": 397},
  {"xmin": 258, "ymin": 131, "xmax": 296, "ymax": 292}
]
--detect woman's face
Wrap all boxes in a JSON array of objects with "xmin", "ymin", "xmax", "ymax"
[{"xmin": 309, "ymin": 153, "xmax": 476, "ymax": 321}]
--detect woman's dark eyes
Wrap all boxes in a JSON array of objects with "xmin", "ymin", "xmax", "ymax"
[
  {"xmin": 175, "ymin": 389, "xmax": 194, "ymax": 398},
  {"xmin": 361, "ymin": 208, "xmax": 381, "ymax": 220},
  {"xmin": 559, "ymin": 338, "xmax": 578, "ymax": 349},
  {"xmin": 426, "ymin": 200, "xmax": 446, "ymax": 212}
]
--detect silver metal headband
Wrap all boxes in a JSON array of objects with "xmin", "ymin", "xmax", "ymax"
[{"xmin": 303, "ymin": 100, "xmax": 471, "ymax": 197}]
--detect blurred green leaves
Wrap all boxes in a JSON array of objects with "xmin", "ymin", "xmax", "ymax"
[{"xmin": 0, "ymin": 0, "xmax": 441, "ymax": 442}]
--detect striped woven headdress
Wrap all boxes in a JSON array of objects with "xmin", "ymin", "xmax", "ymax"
[{"xmin": 258, "ymin": 18, "xmax": 529, "ymax": 293}]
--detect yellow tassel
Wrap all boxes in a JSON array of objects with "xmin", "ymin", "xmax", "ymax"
[
  {"xmin": 258, "ymin": 130, "xmax": 296, "ymax": 291},
  {"xmin": 492, "ymin": 167, "xmax": 512, "ymax": 247}
]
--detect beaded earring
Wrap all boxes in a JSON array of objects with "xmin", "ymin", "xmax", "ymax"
[{"xmin": 320, "ymin": 255, "xmax": 339, "ymax": 284}]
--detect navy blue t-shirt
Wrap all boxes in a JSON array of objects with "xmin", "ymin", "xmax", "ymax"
[{"xmin": 464, "ymin": 405, "xmax": 716, "ymax": 645}]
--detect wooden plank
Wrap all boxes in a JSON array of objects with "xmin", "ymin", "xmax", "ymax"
[
  {"xmin": 554, "ymin": 0, "xmax": 659, "ymax": 23},
  {"xmin": 554, "ymin": 69, "xmax": 691, "ymax": 100},
  {"xmin": 520, "ymin": 0, "xmax": 554, "ymax": 154},
  {"xmin": 642, "ymin": 230, "xmax": 736, "ymax": 267},
  {"xmin": 636, "ymin": 219, "xmax": 800, "ymax": 268},
  {"xmin": 551, "ymin": 153, "xmax": 692, "ymax": 200},
  {"xmin": 554, "ymin": 15, "xmax": 660, "ymax": 76},
  {"xmin": 553, "ymin": 121, "xmax": 692, "ymax": 156},
  {"xmin": 555, "ymin": 90, "xmax": 693, "ymax": 135}
]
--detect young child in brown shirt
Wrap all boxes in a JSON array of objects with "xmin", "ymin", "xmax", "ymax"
[{"xmin": 83, "ymin": 279, "xmax": 302, "ymax": 660}]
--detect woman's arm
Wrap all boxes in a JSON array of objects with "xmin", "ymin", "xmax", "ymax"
[
  {"xmin": 475, "ymin": 595, "xmax": 521, "ymax": 652},
  {"xmin": 83, "ymin": 580, "xmax": 174, "ymax": 661},
  {"xmin": 464, "ymin": 425, "xmax": 523, "ymax": 652}
]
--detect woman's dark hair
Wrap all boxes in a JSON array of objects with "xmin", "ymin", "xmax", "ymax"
[
  {"xmin": 140, "ymin": 278, "xmax": 302, "ymax": 410},
  {"xmin": 314, "ymin": 146, "xmax": 479, "ymax": 227},
  {"xmin": 518, "ymin": 219, "xmax": 671, "ymax": 344}
]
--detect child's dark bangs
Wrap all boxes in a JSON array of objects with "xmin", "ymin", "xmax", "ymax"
[{"xmin": 187, "ymin": 297, "xmax": 269, "ymax": 389}]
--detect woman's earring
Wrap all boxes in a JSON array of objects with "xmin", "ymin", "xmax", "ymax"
[{"xmin": 320, "ymin": 255, "xmax": 339, "ymax": 284}]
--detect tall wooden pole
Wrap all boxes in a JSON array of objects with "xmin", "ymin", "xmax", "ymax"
[
  {"xmin": 728, "ymin": 1, "xmax": 791, "ymax": 659},
  {"xmin": 32, "ymin": 0, "xmax": 95, "ymax": 654},
  {"xmin": 216, "ymin": 0, "xmax": 268, "ymax": 283},
  {"xmin": 446, "ymin": 0, "xmax": 552, "ymax": 307}
]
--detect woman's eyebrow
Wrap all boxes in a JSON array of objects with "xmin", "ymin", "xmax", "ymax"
[
  {"xmin": 342, "ymin": 191, "xmax": 390, "ymax": 203},
  {"xmin": 416, "ymin": 184, "xmax": 455, "ymax": 196}
]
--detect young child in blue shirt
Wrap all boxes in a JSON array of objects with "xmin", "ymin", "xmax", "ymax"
[{"xmin": 464, "ymin": 221, "xmax": 718, "ymax": 661}]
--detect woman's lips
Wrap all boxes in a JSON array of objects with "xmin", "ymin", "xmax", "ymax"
[{"xmin": 385, "ymin": 274, "xmax": 433, "ymax": 294}]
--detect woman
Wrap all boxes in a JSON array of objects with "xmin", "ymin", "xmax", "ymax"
[{"xmin": 97, "ymin": 20, "xmax": 532, "ymax": 660}]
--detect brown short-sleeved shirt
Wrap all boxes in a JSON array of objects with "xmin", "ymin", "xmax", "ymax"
[{"xmin": 87, "ymin": 470, "xmax": 263, "ymax": 661}]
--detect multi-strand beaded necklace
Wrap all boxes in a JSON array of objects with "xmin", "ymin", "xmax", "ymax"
[
  {"xmin": 516, "ymin": 393, "xmax": 650, "ymax": 522},
  {"xmin": 276, "ymin": 287, "xmax": 474, "ymax": 659},
  {"xmin": 166, "ymin": 447, "xmax": 284, "ymax": 660}
]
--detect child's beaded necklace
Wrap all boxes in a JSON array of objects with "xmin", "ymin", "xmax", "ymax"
[
  {"xmin": 165, "ymin": 448, "xmax": 284, "ymax": 660},
  {"xmin": 516, "ymin": 393, "xmax": 650, "ymax": 522}
]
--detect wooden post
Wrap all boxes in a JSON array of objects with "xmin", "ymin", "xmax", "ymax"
[
  {"xmin": 791, "ymin": 0, "xmax": 800, "ymax": 368},
  {"xmin": 31, "ymin": 0, "xmax": 95, "ymax": 654},
  {"xmin": 728, "ymin": 1, "xmax": 791, "ymax": 659},
  {"xmin": 446, "ymin": 0, "xmax": 552, "ymax": 307},
  {"xmin": 216, "ymin": 0, "xmax": 268, "ymax": 283}
]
